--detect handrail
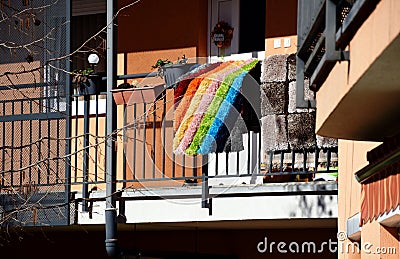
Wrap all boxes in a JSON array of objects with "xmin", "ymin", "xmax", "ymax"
[{"xmin": 296, "ymin": 0, "xmax": 380, "ymax": 93}]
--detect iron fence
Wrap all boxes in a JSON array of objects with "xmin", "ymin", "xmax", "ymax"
[
  {"xmin": 67, "ymin": 84, "xmax": 338, "ymax": 190},
  {"xmin": 297, "ymin": 0, "xmax": 380, "ymax": 91},
  {"xmin": 0, "ymin": 0, "xmax": 70, "ymax": 227}
]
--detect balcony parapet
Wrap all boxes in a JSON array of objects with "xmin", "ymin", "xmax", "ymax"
[{"xmin": 296, "ymin": 0, "xmax": 380, "ymax": 96}]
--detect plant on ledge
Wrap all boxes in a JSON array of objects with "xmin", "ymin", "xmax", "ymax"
[
  {"xmin": 72, "ymin": 67, "xmax": 94, "ymax": 86},
  {"xmin": 72, "ymin": 68, "xmax": 95, "ymax": 95},
  {"xmin": 151, "ymin": 54, "xmax": 188, "ymax": 79},
  {"xmin": 151, "ymin": 55, "xmax": 196, "ymax": 88},
  {"xmin": 115, "ymin": 80, "xmax": 139, "ymax": 89},
  {"xmin": 72, "ymin": 68, "xmax": 106, "ymax": 95}
]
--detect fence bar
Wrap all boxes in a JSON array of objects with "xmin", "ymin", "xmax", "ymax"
[
  {"xmin": 74, "ymin": 97, "xmax": 78, "ymax": 182},
  {"xmin": 247, "ymin": 132, "xmax": 251, "ymax": 174},
  {"xmin": 192, "ymin": 156, "xmax": 197, "ymax": 180},
  {"xmin": 10, "ymin": 121, "xmax": 14, "ymax": 185},
  {"xmin": 182, "ymin": 155, "xmax": 186, "ymax": 177},
  {"xmin": 142, "ymin": 103, "xmax": 147, "ymax": 179},
  {"xmin": 82, "ymin": 95, "xmax": 90, "ymax": 211},
  {"xmin": 225, "ymin": 152, "xmax": 229, "ymax": 175},
  {"xmin": 47, "ymin": 118, "xmax": 51, "ymax": 184},
  {"xmin": 152, "ymin": 102, "xmax": 156, "ymax": 179},
  {"xmin": 172, "ymin": 153, "xmax": 176, "ymax": 178},
  {"xmin": 29, "ymin": 102, "xmax": 33, "ymax": 182},
  {"xmin": 123, "ymin": 103, "xmax": 127, "ymax": 181},
  {"xmin": 214, "ymin": 154, "xmax": 218, "ymax": 176},
  {"xmin": 314, "ymin": 147, "xmax": 319, "ymax": 173},
  {"xmin": 292, "ymin": 150, "xmax": 296, "ymax": 173},
  {"xmin": 269, "ymin": 152, "xmax": 273, "ymax": 173},
  {"xmin": 327, "ymin": 148, "xmax": 332, "ymax": 171},
  {"xmin": 38, "ymin": 120, "xmax": 42, "ymax": 185},
  {"xmin": 95, "ymin": 94, "xmax": 99, "ymax": 182},
  {"xmin": 19, "ymin": 121, "xmax": 23, "ymax": 186},
  {"xmin": 236, "ymin": 151, "xmax": 240, "ymax": 175},
  {"xmin": 133, "ymin": 103, "xmax": 137, "ymax": 179},
  {"xmin": 162, "ymin": 93, "xmax": 166, "ymax": 178},
  {"xmin": 201, "ymin": 154, "xmax": 209, "ymax": 208}
]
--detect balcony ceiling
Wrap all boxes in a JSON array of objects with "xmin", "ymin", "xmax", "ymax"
[{"xmin": 317, "ymin": 34, "xmax": 400, "ymax": 141}]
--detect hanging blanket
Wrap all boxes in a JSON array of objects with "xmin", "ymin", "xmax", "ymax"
[
  {"xmin": 174, "ymin": 60, "xmax": 248, "ymax": 153},
  {"xmin": 173, "ymin": 59, "xmax": 258, "ymax": 155},
  {"xmin": 173, "ymin": 61, "xmax": 233, "ymax": 132},
  {"xmin": 174, "ymin": 62, "xmax": 221, "ymax": 108}
]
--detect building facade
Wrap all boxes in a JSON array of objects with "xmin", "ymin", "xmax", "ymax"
[
  {"xmin": 297, "ymin": 0, "xmax": 400, "ymax": 258},
  {"xmin": 0, "ymin": 0, "xmax": 339, "ymax": 258}
]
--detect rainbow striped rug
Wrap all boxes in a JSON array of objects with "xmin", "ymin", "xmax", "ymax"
[{"xmin": 173, "ymin": 59, "xmax": 259, "ymax": 155}]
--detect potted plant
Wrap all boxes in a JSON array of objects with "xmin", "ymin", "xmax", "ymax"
[
  {"xmin": 152, "ymin": 55, "xmax": 197, "ymax": 88},
  {"xmin": 72, "ymin": 68, "xmax": 106, "ymax": 95},
  {"xmin": 112, "ymin": 80, "xmax": 165, "ymax": 105}
]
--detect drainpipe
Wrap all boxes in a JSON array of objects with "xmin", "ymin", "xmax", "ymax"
[{"xmin": 105, "ymin": 0, "xmax": 119, "ymax": 257}]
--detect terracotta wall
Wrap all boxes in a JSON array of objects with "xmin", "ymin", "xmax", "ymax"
[
  {"xmin": 315, "ymin": 2, "xmax": 400, "ymax": 256},
  {"xmin": 117, "ymin": 0, "xmax": 208, "ymax": 75},
  {"xmin": 70, "ymin": 115, "xmax": 107, "ymax": 192},
  {"xmin": 265, "ymin": 0, "xmax": 297, "ymax": 38},
  {"xmin": 315, "ymin": 0, "xmax": 400, "ymax": 137},
  {"xmin": 264, "ymin": 0, "xmax": 298, "ymax": 55},
  {"xmin": 337, "ymin": 140, "xmax": 381, "ymax": 259},
  {"xmin": 114, "ymin": 0, "xmax": 209, "ymax": 187}
]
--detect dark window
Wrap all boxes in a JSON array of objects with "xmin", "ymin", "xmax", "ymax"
[
  {"xmin": 71, "ymin": 13, "xmax": 106, "ymax": 73},
  {"xmin": 239, "ymin": 0, "xmax": 266, "ymax": 53}
]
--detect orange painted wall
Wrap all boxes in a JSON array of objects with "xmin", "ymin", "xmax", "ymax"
[
  {"xmin": 118, "ymin": 0, "xmax": 208, "ymax": 75},
  {"xmin": 264, "ymin": 0, "xmax": 298, "ymax": 55},
  {"xmin": 265, "ymin": 0, "xmax": 297, "ymax": 38},
  {"xmin": 337, "ymin": 140, "xmax": 381, "ymax": 259},
  {"xmin": 315, "ymin": 0, "xmax": 400, "ymax": 257},
  {"xmin": 114, "ymin": 0, "xmax": 209, "ymax": 187}
]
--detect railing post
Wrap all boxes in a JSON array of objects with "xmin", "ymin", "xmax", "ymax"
[
  {"xmin": 250, "ymin": 131, "xmax": 258, "ymax": 184},
  {"xmin": 296, "ymin": 56, "xmax": 316, "ymax": 109},
  {"xmin": 326, "ymin": 0, "xmax": 341, "ymax": 61},
  {"xmin": 201, "ymin": 154, "xmax": 212, "ymax": 215},
  {"xmin": 82, "ymin": 94, "xmax": 90, "ymax": 211}
]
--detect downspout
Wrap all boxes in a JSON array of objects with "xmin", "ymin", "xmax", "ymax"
[{"xmin": 105, "ymin": 0, "xmax": 119, "ymax": 257}]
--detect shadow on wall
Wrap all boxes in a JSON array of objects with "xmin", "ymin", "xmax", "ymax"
[{"xmin": 117, "ymin": 0, "xmax": 208, "ymax": 56}]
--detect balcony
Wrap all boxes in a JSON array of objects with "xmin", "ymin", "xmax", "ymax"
[
  {"xmin": 0, "ymin": 58, "xmax": 338, "ymax": 228},
  {"xmin": 297, "ymin": 0, "xmax": 400, "ymax": 141}
]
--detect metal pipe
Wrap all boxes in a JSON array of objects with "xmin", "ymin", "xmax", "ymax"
[
  {"xmin": 82, "ymin": 94, "xmax": 90, "ymax": 211},
  {"xmin": 105, "ymin": 1, "xmax": 119, "ymax": 257}
]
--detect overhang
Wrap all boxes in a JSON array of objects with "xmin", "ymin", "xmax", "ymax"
[
  {"xmin": 317, "ymin": 35, "xmax": 400, "ymax": 141},
  {"xmin": 315, "ymin": 0, "xmax": 400, "ymax": 141}
]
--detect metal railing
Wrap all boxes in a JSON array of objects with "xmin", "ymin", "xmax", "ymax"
[
  {"xmin": 0, "ymin": 83, "xmax": 70, "ymax": 227},
  {"xmin": 1, "ymin": 73, "xmax": 339, "ymax": 226},
  {"xmin": 67, "ymin": 75, "xmax": 338, "ymax": 190},
  {"xmin": 297, "ymin": 0, "xmax": 381, "ymax": 93}
]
